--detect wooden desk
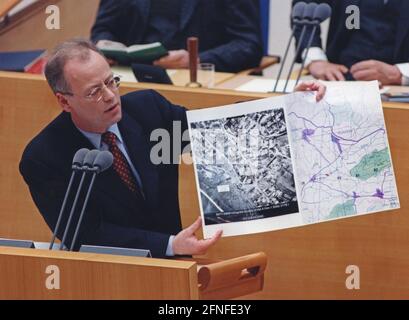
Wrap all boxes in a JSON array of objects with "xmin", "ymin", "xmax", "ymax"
[
  {"xmin": 217, "ymin": 74, "xmax": 409, "ymax": 106},
  {"xmin": 216, "ymin": 74, "xmax": 263, "ymax": 90},
  {"xmin": 168, "ymin": 69, "xmax": 235, "ymax": 87},
  {"xmin": 0, "ymin": 247, "xmax": 266, "ymax": 299},
  {"xmin": 215, "ymin": 74, "xmax": 303, "ymax": 93},
  {"xmin": 112, "ymin": 66, "xmax": 235, "ymax": 88}
]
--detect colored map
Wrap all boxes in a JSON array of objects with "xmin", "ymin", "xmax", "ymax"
[{"xmin": 285, "ymin": 82, "xmax": 400, "ymax": 224}]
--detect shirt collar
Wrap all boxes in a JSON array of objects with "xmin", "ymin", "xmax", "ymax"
[{"xmin": 77, "ymin": 123, "xmax": 123, "ymax": 149}]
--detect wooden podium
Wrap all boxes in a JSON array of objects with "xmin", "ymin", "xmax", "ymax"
[{"xmin": 0, "ymin": 246, "xmax": 266, "ymax": 300}]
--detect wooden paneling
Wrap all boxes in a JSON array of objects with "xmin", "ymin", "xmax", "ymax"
[
  {"xmin": 1, "ymin": 71, "xmax": 409, "ymax": 299},
  {"xmin": 0, "ymin": 0, "xmax": 99, "ymax": 51},
  {"xmin": 0, "ymin": 0, "xmax": 21, "ymax": 18},
  {"xmin": 0, "ymin": 72, "xmax": 60, "ymax": 241}
]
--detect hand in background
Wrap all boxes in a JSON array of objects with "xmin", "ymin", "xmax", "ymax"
[
  {"xmin": 172, "ymin": 217, "xmax": 222, "ymax": 256},
  {"xmin": 308, "ymin": 61, "xmax": 348, "ymax": 81},
  {"xmin": 153, "ymin": 50, "xmax": 190, "ymax": 69},
  {"xmin": 95, "ymin": 40, "xmax": 118, "ymax": 66},
  {"xmin": 294, "ymin": 80, "xmax": 326, "ymax": 102},
  {"xmin": 350, "ymin": 60, "xmax": 402, "ymax": 85}
]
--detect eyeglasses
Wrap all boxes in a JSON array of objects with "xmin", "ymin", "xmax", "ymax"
[{"xmin": 61, "ymin": 75, "xmax": 121, "ymax": 103}]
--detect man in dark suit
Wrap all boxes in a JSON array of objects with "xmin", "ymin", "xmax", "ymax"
[
  {"xmin": 90, "ymin": 0, "xmax": 263, "ymax": 73},
  {"xmin": 19, "ymin": 39, "xmax": 326, "ymax": 258},
  {"xmin": 292, "ymin": 0, "xmax": 409, "ymax": 85},
  {"xmin": 19, "ymin": 39, "xmax": 223, "ymax": 258}
]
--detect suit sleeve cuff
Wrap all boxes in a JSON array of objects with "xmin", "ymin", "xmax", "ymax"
[
  {"xmin": 166, "ymin": 235, "xmax": 175, "ymax": 256},
  {"xmin": 396, "ymin": 63, "xmax": 409, "ymax": 86},
  {"xmin": 303, "ymin": 47, "xmax": 328, "ymax": 67}
]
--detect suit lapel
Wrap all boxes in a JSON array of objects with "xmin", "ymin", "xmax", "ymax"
[
  {"xmin": 118, "ymin": 111, "xmax": 159, "ymax": 209},
  {"xmin": 61, "ymin": 112, "xmax": 96, "ymax": 160},
  {"xmin": 394, "ymin": 0, "xmax": 409, "ymax": 59},
  {"xmin": 180, "ymin": 0, "xmax": 199, "ymax": 31}
]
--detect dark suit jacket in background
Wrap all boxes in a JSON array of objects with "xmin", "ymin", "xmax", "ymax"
[
  {"xmin": 90, "ymin": 0, "xmax": 263, "ymax": 73},
  {"xmin": 292, "ymin": 0, "xmax": 409, "ymax": 65},
  {"xmin": 20, "ymin": 90, "xmax": 188, "ymax": 258}
]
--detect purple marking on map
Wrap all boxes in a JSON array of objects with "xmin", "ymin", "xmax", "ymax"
[
  {"xmin": 373, "ymin": 189, "xmax": 384, "ymax": 199},
  {"xmin": 331, "ymin": 133, "xmax": 343, "ymax": 154},
  {"xmin": 302, "ymin": 129, "xmax": 315, "ymax": 142},
  {"xmin": 353, "ymin": 192, "xmax": 359, "ymax": 199}
]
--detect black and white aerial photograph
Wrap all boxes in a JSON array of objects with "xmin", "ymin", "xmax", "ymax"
[{"xmin": 190, "ymin": 107, "xmax": 299, "ymax": 228}]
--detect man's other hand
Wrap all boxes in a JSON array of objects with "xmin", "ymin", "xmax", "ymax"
[
  {"xmin": 153, "ymin": 50, "xmax": 190, "ymax": 69},
  {"xmin": 95, "ymin": 40, "xmax": 118, "ymax": 66},
  {"xmin": 295, "ymin": 80, "xmax": 327, "ymax": 102},
  {"xmin": 350, "ymin": 60, "xmax": 402, "ymax": 85},
  {"xmin": 173, "ymin": 217, "xmax": 223, "ymax": 256},
  {"xmin": 309, "ymin": 61, "xmax": 348, "ymax": 81}
]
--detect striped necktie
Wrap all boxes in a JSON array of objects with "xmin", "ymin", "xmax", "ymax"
[{"xmin": 102, "ymin": 131, "xmax": 139, "ymax": 194}]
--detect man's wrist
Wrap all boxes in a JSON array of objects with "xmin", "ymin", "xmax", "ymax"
[
  {"xmin": 166, "ymin": 235, "xmax": 175, "ymax": 256},
  {"xmin": 395, "ymin": 63, "xmax": 409, "ymax": 86}
]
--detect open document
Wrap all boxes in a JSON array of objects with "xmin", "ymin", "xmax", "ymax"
[{"xmin": 186, "ymin": 81, "xmax": 400, "ymax": 238}]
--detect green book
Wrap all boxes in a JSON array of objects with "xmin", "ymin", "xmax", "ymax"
[{"xmin": 98, "ymin": 41, "xmax": 168, "ymax": 64}]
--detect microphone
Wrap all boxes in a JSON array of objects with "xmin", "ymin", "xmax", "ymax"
[
  {"xmin": 294, "ymin": 3, "xmax": 332, "ymax": 86},
  {"xmin": 273, "ymin": 2, "xmax": 306, "ymax": 92},
  {"xmin": 301, "ymin": 2, "xmax": 319, "ymax": 24},
  {"xmin": 82, "ymin": 149, "xmax": 101, "ymax": 170},
  {"xmin": 72, "ymin": 148, "xmax": 89, "ymax": 170},
  {"xmin": 49, "ymin": 148, "xmax": 89, "ymax": 250},
  {"xmin": 312, "ymin": 2, "xmax": 332, "ymax": 23},
  {"xmin": 70, "ymin": 151, "xmax": 113, "ymax": 251},
  {"xmin": 93, "ymin": 151, "xmax": 114, "ymax": 173},
  {"xmin": 59, "ymin": 149, "xmax": 100, "ymax": 250},
  {"xmin": 292, "ymin": 1, "xmax": 307, "ymax": 24},
  {"xmin": 283, "ymin": 2, "xmax": 318, "ymax": 93}
]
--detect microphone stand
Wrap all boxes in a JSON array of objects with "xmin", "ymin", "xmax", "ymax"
[
  {"xmin": 273, "ymin": 21, "xmax": 300, "ymax": 92},
  {"xmin": 49, "ymin": 167, "xmax": 79, "ymax": 250},
  {"xmin": 69, "ymin": 167, "xmax": 99, "ymax": 251},
  {"xmin": 282, "ymin": 21, "xmax": 311, "ymax": 93},
  {"xmin": 59, "ymin": 169, "xmax": 88, "ymax": 250},
  {"xmin": 295, "ymin": 22, "xmax": 319, "ymax": 87}
]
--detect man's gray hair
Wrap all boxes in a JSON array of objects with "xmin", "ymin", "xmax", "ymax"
[{"xmin": 44, "ymin": 38, "xmax": 104, "ymax": 94}]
